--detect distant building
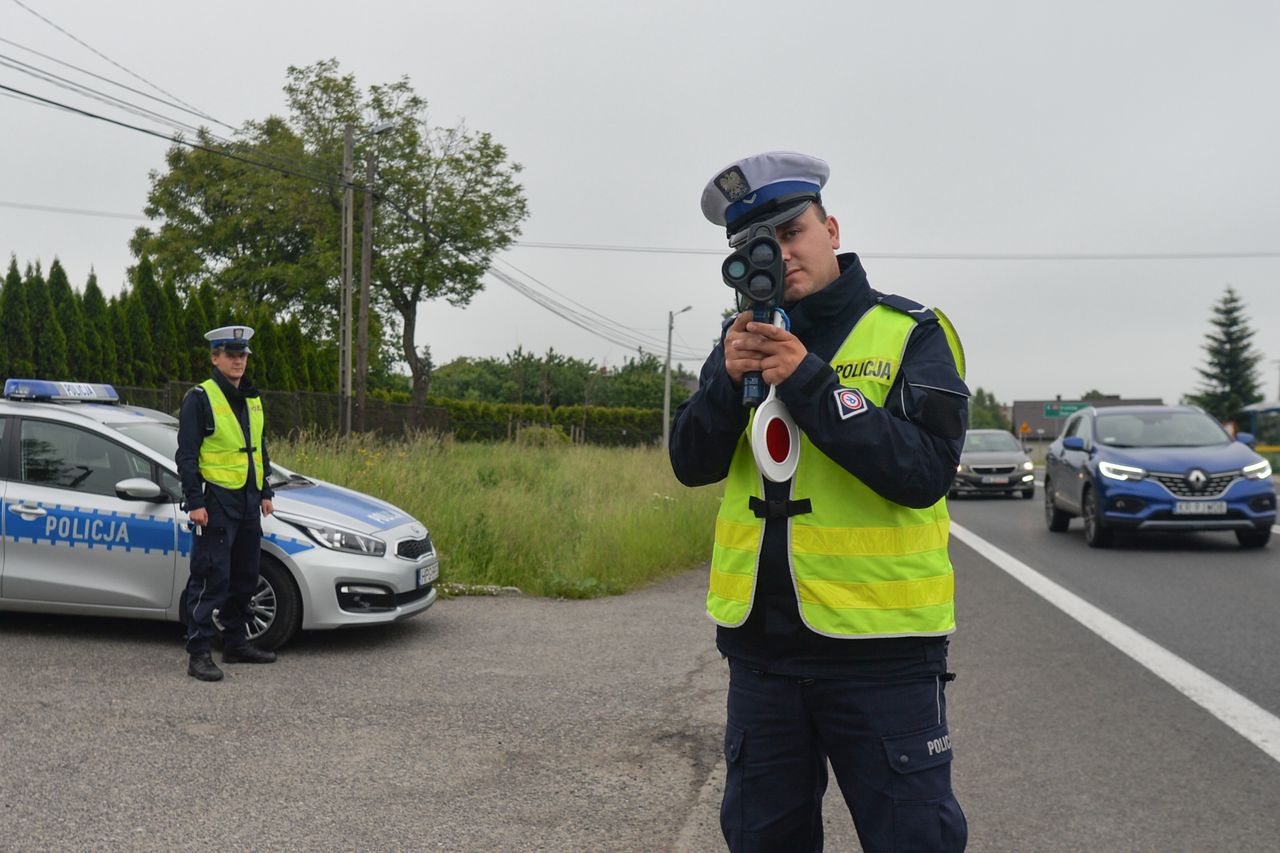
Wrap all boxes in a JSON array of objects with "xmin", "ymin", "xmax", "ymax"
[{"xmin": 1011, "ymin": 395, "xmax": 1163, "ymax": 443}]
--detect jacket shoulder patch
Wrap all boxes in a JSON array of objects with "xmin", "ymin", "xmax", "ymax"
[{"xmin": 878, "ymin": 294, "xmax": 938, "ymax": 324}]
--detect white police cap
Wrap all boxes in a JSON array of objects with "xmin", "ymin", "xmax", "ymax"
[
  {"xmin": 204, "ymin": 325, "xmax": 254, "ymax": 352},
  {"xmin": 701, "ymin": 151, "xmax": 830, "ymax": 235}
]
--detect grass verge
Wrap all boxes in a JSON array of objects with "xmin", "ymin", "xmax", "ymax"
[{"xmin": 273, "ymin": 434, "xmax": 722, "ymax": 598}]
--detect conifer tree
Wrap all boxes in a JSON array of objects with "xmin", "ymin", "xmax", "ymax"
[
  {"xmin": 82, "ymin": 272, "xmax": 114, "ymax": 382},
  {"xmin": 1187, "ymin": 285, "xmax": 1263, "ymax": 422},
  {"xmin": 1, "ymin": 256, "xmax": 36, "ymax": 378},
  {"xmin": 282, "ymin": 319, "xmax": 312, "ymax": 390},
  {"xmin": 122, "ymin": 289, "xmax": 157, "ymax": 386},
  {"xmin": 26, "ymin": 263, "xmax": 69, "ymax": 378},
  {"xmin": 108, "ymin": 296, "xmax": 133, "ymax": 385},
  {"xmin": 132, "ymin": 255, "xmax": 180, "ymax": 382},
  {"xmin": 47, "ymin": 260, "xmax": 92, "ymax": 380},
  {"xmin": 182, "ymin": 292, "xmax": 210, "ymax": 382}
]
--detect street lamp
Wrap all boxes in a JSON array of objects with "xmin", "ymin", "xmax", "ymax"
[
  {"xmin": 340, "ymin": 119, "xmax": 396, "ymax": 436},
  {"xmin": 663, "ymin": 305, "xmax": 692, "ymax": 451}
]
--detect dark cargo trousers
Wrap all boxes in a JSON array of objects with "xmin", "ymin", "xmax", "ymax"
[
  {"xmin": 183, "ymin": 500, "xmax": 262, "ymax": 654},
  {"xmin": 721, "ymin": 656, "xmax": 967, "ymax": 853}
]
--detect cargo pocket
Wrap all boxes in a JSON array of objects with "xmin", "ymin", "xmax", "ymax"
[
  {"xmin": 188, "ymin": 527, "xmax": 228, "ymax": 578},
  {"xmin": 882, "ymin": 723, "xmax": 965, "ymax": 853},
  {"xmin": 720, "ymin": 723, "xmax": 746, "ymax": 841}
]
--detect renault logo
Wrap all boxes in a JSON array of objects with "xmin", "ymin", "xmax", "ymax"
[{"xmin": 1187, "ymin": 469, "xmax": 1208, "ymax": 490}]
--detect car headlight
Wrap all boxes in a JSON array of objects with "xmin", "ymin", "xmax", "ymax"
[
  {"xmin": 1099, "ymin": 461, "xmax": 1147, "ymax": 481},
  {"xmin": 956, "ymin": 464, "xmax": 964, "ymax": 473},
  {"xmin": 1243, "ymin": 459, "xmax": 1273, "ymax": 480},
  {"xmin": 1021, "ymin": 460, "xmax": 1034, "ymax": 471},
  {"xmin": 275, "ymin": 513, "xmax": 386, "ymax": 557}
]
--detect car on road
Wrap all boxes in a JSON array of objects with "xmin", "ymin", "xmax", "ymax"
[
  {"xmin": 951, "ymin": 428, "xmax": 1036, "ymax": 499},
  {"xmin": 0, "ymin": 379, "xmax": 439, "ymax": 647},
  {"xmin": 1043, "ymin": 404, "xmax": 1276, "ymax": 548}
]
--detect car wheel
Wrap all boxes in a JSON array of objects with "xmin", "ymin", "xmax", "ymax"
[
  {"xmin": 1021, "ymin": 487, "xmax": 1035, "ymax": 500},
  {"xmin": 1236, "ymin": 528, "xmax": 1271, "ymax": 549},
  {"xmin": 215, "ymin": 556, "xmax": 303, "ymax": 650},
  {"xmin": 1082, "ymin": 486, "xmax": 1113, "ymax": 548},
  {"xmin": 1044, "ymin": 478, "xmax": 1071, "ymax": 532}
]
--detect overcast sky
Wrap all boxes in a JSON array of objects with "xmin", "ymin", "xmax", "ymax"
[{"xmin": 3, "ymin": 0, "xmax": 1279, "ymax": 407}]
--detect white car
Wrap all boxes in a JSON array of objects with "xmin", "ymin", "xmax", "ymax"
[{"xmin": 0, "ymin": 379, "xmax": 438, "ymax": 647}]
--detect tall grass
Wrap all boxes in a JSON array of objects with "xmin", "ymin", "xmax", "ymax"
[{"xmin": 273, "ymin": 433, "xmax": 723, "ymax": 598}]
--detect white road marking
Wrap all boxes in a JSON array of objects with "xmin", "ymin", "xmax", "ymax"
[{"xmin": 950, "ymin": 522, "xmax": 1280, "ymax": 764}]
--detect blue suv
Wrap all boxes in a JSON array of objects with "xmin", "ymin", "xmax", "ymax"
[{"xmin": 1043, "ymin": 405, "xmax": 1276, "ymax": 548}]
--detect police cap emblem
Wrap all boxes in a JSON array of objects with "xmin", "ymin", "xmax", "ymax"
[{"xmin": 715, "ymin": 166, "xmax": 751, "ymax": 202}]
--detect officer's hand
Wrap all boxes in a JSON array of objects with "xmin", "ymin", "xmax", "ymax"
[
  {"xmin": 189, "ymin": 507, "xmax": 209, "ymax": 527},
  {"xmin": 726, "ymin": 314, "xmax": 808, "ymax": 387},
  {"xmin": 261, "ymin": 499, "xmax": 274, "ymax": 518},
  {"xmin": 722, "ymin": 312, "xmax": 761, "ymax": 385}
]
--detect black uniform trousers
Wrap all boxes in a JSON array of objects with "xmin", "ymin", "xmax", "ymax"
[
  {"xmin": 721, "ymin": 650, "xmax": 967, "ymax": 853},
  {"xmin": 183, "ymin": 498, "xmax": 263, "ymax": 654}
]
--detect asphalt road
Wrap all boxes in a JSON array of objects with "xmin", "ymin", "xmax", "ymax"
[{"xmin": 3, "ymin": 486, "xmax": 1279, "ymax": 851}]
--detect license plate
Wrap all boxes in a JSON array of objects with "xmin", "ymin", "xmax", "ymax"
[
  {"xmin": 980, "ymin": 476, "xmax": 1009, "ymax": 484},
  {"xmin": 417, "ymin": 565, "xmax": 438, "ymax": 587},
  {"xmin": 1173, "ymin": 501, "xmax": 1227, "ymax": 515}
]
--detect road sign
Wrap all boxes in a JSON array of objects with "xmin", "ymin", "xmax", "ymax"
[
  {"xmin": 1044, "ymin": 402, "xmax": 1087, "ymax": 418},
  {"xmin": 1020, "ymin": 421, "xmax": 1030, "ymax": 434}
]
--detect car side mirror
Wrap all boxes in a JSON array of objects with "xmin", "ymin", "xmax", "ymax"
[
  {"xmin": 1062, "ymin": 436, "xmax": 1086, "ymax": 451},
  {"xmin": 116, "ymin": 477, "xmax": 165, "ymax": 502},
  {"xmin": 1235, "ymin": 432, "xmax": 1256, "ymax": 448}
]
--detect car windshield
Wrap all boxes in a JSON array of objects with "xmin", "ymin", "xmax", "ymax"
[
  {"xmin": 1095, "ymin": 411, "xmax": 1230, "ymax": 448},
  {"xmin": 964, "ymin": 432, "xmax": 1022, "ymax": 452},
  {"xmin": 112, "ymin": 422, "xmax": 300, "ymax": 487}
]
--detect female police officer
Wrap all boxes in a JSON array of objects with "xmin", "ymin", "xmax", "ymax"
[
  {"xmin": 176, "ymin": 325, "xmax": 277, "ymax": 682},
  {"xmin": 670, "ymin": 152, "xmax": 969, "ymax": 851}
]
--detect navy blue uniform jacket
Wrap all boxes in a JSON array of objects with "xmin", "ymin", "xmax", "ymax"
[{"xmin": 669, "ymin": 253, "xmax": 970, "ymax": 677}]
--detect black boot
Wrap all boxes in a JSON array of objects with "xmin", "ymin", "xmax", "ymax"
[
  {"xmin": 223, "ymin": 644, "xmax": 277, "ymax": 664},
  {"xmin": 188, "ymin": 652, "xmax": 224, "ymax": 681}
]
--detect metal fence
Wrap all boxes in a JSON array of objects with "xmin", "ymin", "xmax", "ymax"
[{"xmin": 116, "ymin": 383, "xmax": 449, "ymax": 440}]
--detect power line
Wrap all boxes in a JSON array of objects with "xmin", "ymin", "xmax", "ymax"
[
  {"xmin": 0, "ymin": 47, "xmax": 342, "ymax": 188},
  {"xmin": 0, "ymin": 35, "xmax": 237, "ymax": 130},
  {"xmin": 0, "ymin": 52, "xmax": 209, "ymax": 138},
  {"xmin": 0, "ymin": 199, "xmax": 146, "ymax": 220},
  {"xmin": 0, "ymin": 81, "xmax": 344, "ymax": 190},
  {"xmin": 512, "ymin": 240, "xmax": 1280, "ymax": 261},
  {"xmin": 9, "ymin": 0, "xmax": 218, "ymax": 123}
]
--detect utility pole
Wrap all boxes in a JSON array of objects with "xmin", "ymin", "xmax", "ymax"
[
  {"xmin": 663, "ymin": 305, "xmax": 692, "ymax": 451},
  {"xmin": 339, "ymin": 123, "xmax": 354, "ymax": 437},
  {"xmin": 353, "ymin": 121, "xmax": 395, "ymax": 433},
  {"xmin": 356, "ymin": 150, "xmax": 375, "ymax": 433}
]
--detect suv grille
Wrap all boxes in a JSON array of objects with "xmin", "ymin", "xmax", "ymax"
[
  {"xmin": 1149, "ymin": 471, "xmax": 1238, "ymax": 498},
  {"xmin": 971, "ymin": 465, "xmax": 1016, "ymax": 475},
  {"xmin": 396, "ymin": 535, "xmax": 434, "ymax": 560}
]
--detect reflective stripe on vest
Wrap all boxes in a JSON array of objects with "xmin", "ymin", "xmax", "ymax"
[
  {"xmin": 197, "ymin": 379, "xmax": 264, "ymax": 490},
  {"xmin": 707, "ymin": 303, "xmax": 963, "ymax": 638}
]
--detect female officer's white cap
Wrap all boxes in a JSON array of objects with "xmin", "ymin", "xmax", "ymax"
[
  {"xmin": 204, "ymin": 325, "xmax": 254, "ymax": 353},
  {"xmin": 700, "ymin": 151, "xmax": 830, "ymax": 235}
]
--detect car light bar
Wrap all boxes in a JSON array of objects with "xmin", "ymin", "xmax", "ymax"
[{"xmin": 2, "ymin": 379, "xmax": 120, "ymax": 403}]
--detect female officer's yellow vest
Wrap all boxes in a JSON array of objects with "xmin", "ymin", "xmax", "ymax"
[
  {"xmin": 197, "ymin": 379, "xmax": 264, "ymax": 490},
  {"xmin": 707, "ymin": 304, "xmax": 964, "ymax": 638}
]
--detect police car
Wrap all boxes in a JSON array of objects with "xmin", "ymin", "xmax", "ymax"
[{"xmin": 0, "ymin": 379, "xmax": 438, "ymax": 647}]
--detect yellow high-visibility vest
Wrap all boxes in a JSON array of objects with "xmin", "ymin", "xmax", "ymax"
[
  {"xmin": 197, "ymin": 378, "xmax": 264, "ymax": 490},
  {"xmin": 707, "ymin": 303, "xmax": 964, "ymax": 638}
]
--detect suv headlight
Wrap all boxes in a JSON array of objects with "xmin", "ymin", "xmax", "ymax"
[
  {"xmin": 275, "ymin": 512, "xmax": 386, "ymax": 557},
  {"xmin": 1099, "ymin": 461, "xmax": 1147, "ymax": 481},
  {"xmin": 1021, "ymin": 460, "xmax": 1034, "ymax": 471},
  {"xmin": 1243, "ymin": 459, "xmax": 1272, "ymax": 480}
]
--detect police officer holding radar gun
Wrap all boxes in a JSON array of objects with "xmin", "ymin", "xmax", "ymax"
[
  {"xmin": 177, "ymin": 325, "xmax": 278, "ymax": 682},
  {"xmin": 669, "ymin": 152, "xmax": 970, "ymax": 851}
]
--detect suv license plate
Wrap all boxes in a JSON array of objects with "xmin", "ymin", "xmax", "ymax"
[
  {"xmin": 417, "ymin": 565, "xmax": 438, "ymax": 587},
  {"xmin": 1173, "ymin": 501, "xmax": 1227, "ymax": 515},
  {"xmin": 981, "ymin": 475, "xmax": 1009, "ymax": 484}
]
